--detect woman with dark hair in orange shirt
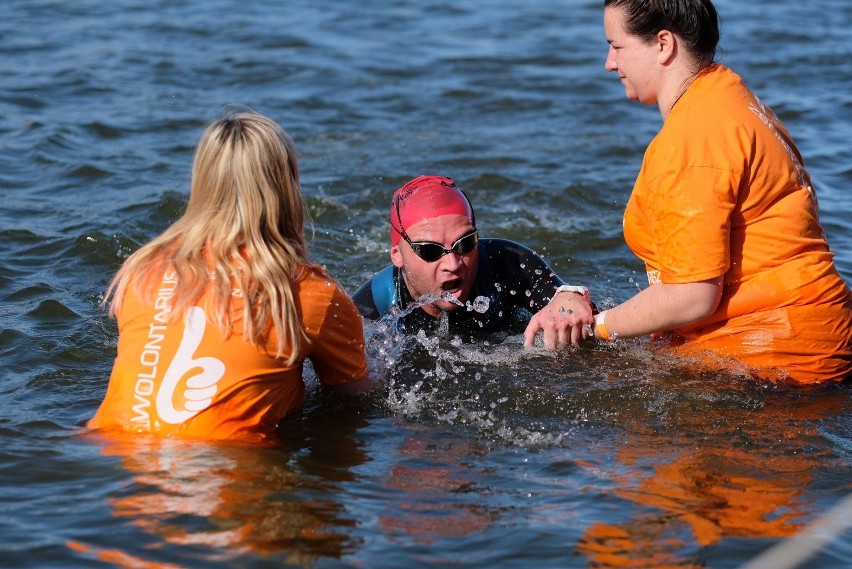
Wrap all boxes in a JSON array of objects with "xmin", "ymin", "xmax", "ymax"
[{"xmin": 585, "ymin": 0, "xmax": 852, "ymax": 383}]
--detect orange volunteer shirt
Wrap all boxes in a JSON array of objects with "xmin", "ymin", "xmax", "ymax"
[
  {"xmin": 88, "ymin": 265, "xmax": 367, "ymax": 441},
  {"xmin": 623, "ymin": 64, "xmax": 852, "ymax": 384}
]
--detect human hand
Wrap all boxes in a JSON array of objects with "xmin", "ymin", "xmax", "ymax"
[{"xmin": 523, "ymin": 291, "xmax": 595, "ymax": 349}]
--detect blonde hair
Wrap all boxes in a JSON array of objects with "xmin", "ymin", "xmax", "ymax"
[{"xmin": 105, "ymin": 111, "xmax": 315, "ymax": 365}]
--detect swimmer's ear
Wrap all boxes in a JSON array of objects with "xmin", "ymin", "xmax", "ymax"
[{"xmin": 390, "ymin": 244, "xmax": 404, "ymax": 268}]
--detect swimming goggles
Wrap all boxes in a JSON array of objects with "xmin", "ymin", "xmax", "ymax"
[{"xmin": 402, "ymin": 230, "xmax": 479, "ymax": 262}]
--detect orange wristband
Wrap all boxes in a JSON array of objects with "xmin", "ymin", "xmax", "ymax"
[{"xmin": 595, "ymin": 311, "xmax": 614, "ymax": 341}]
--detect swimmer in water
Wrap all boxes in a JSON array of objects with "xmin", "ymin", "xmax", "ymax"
[{"xmin": 352, "ymin": 175, "xmax": 594, "ymax": 345}]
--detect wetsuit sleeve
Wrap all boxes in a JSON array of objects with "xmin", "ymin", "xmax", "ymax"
[
  {"xmin": 351, "ymin": 265, "xmax": 398, "ymax": 320},
  {"xmin": 352, "ymin": 277, "xmax": 380, "ymax": 320}
]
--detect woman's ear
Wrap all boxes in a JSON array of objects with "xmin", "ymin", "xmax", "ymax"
[{"xmin": 656, "ymin": 29, "xmax": 677, "ymax": 64}]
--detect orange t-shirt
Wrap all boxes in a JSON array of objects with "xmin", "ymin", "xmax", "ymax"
[
  {"xmin": 623, "ymin": 64, "xmax": 852, "ymax": 384},
  {"xmin": 88, "ymin": 265, "xmax": 367, "ymax": 441}
]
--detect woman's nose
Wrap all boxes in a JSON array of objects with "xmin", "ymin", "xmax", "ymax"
[{"xmin": 604, "ymin": 46, "xmax": 617, "ymax": 71}]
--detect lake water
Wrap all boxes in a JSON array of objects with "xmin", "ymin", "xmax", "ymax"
[{"xmin": 2, "ymin": 0, "xmax": 851, "ymax": 567}]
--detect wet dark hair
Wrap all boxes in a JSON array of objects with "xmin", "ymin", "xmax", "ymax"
[{"xmin": 604, "ymin": 0, "xmax": 719, "ymax": 66}]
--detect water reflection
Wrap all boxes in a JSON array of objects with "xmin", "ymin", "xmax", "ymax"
[
  {"xmin": 77, "ymin": 403, "xmax": 370, "ymax": 567},
  {"xmin": 366, "ymin": 315, "xmax": 851, "ymax": 566},
  {"xmin": 572, "ymin": 378, "xmax": 846, "ymax": 567},
  {"xmin": 378, "ymin": 426, "xmax": 495, "ymax": 545}
]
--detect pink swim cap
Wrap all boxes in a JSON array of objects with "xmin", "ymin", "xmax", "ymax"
[{"xmin": 389, "ymin": 175, "xmax": 475, "ymax": 246}]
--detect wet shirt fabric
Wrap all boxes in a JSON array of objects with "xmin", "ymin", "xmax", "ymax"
[
  {"xmin": 623, "ymin": 63, "xmax": 852, "ymax": 384},
  {"xmin": 352, "ymin": 238, "xmax": 564, "ymax": 336},
  {"xmin": 88, "ymin": 265, "xmax": 367, "ymax": 442}
]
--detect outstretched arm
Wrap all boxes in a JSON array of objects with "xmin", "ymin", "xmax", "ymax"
[{"xmin": 590, "ymin": 277, "xmax": 722, "ymax": 341}]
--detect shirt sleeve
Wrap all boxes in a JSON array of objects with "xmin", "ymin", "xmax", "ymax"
[
  {"xmin": 647, "ymin": 165, "xmax": 737, "ymax": 283},
  {"xmin": 309, "ymin": 284, "xmax": 368, "ymax": 385}
]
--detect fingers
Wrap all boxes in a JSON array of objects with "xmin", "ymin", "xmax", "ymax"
[
  {"xmin": 558, "ymin": 326, "xmax": 570, "ymax": 347},
  {"xmin": 526, "ymin": 301, "xmax": 596, "ymax": 350},
  {"xmin": 570, "ymin": 324, "xmax": 581, "ymax": 345},
  {"xmin": 541, "ymin": 326, "xmax": 555, "ymax": 350},
  {"xmin": 523, "ymin": 315, "xmax": 543, "ymax": 348}
]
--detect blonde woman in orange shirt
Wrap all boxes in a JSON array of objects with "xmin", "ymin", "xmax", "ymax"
[
  {"xmin": 585, "ymin": 0, "xmax": 852, "ymax": 383},
  {"xmin": 88, "ymin": 111, "xmax": 371, "ymax": 442}
]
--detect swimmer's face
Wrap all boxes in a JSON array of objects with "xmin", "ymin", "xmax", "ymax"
[{"xmin": 391, "ymin": 213, "xmax": 479, "ymax": 318}]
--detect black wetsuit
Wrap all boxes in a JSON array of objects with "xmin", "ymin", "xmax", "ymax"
[{"xmin": 352, "ymin": 238, "xmax": 565, "ymax": 335}]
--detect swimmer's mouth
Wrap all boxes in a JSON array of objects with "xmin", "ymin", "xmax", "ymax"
[{"xmin": 441, "ymin": 278, "xmax": 463, "ymax": 294}]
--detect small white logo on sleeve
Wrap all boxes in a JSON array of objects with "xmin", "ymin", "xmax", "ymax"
[{"xmin": 156, "ymin": 307, "xmax": 226, "ymax": 424}]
